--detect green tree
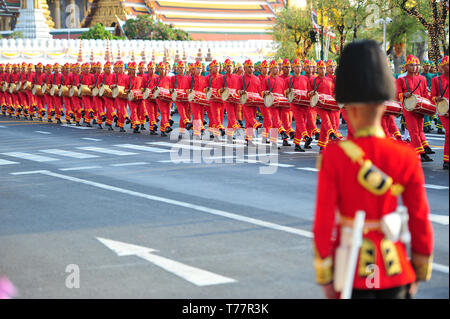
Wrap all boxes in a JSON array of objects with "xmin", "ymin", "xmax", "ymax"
[
  {"xmin": 272, "ymin": 5, "xmax": 314, "ymax": 60},
  {"xmin": 79, "ymin": 23, "xmax": 124, "ymax": 40},
  {"xmin": 9, "ymin": 31, "xmax": 23, "ymax": 39},
  {"xmin": 123, "ymin": 15, "xmax": 191, "ymax": 41}
]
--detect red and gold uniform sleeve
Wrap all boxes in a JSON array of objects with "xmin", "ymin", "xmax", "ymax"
[
  {"xmin": 313, "ymin": 147, "xmax": 339, "ymax": 285},
  {"xmin": 396, "ymin": 77, "xmax": 406, "ymax": 103}
]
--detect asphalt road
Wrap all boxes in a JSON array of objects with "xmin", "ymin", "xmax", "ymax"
[{"xmin": 0, "ymin": 114, "xmax": 448, "ymax": 299}]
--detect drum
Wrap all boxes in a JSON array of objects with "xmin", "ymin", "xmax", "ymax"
[
  {"xmin": 32, "ymin": 84, "xmax": 43, "ymax": 96},
  {"xmin": 68, "ymin": 85, "xmax": 78, "ymax": 97},
  {"xmin": 15, "ymin": 81, "xmax": 22, "ymax": 92},
  {"xmin": 224, "ymin": 88, "xmax": 241, "ymax": 104},
  {"xmin": 112, "ymin": 85, "xmax": 126, "ymax": 99},
  {"xmin": 59, "ymin": 85, "xmax": 69, "ymax": 97},
  {"xmin": 205, "ymin": 87, "xmax": 222, "ymax": 103},
  {"xmin": 171, "ymin": 88, "xmax": 189, "ymax": 102},
  {"xmin": 404, "ymin": 94, "xmax": 436, "ymax": 116},
  {"xmin": 99, "ymin": 84, "xmax": 113, "ymax": 98},
  {"xmin": 155, "ymin": 87, "xmax": 172, "ymax": 102},
  {"xmin": 141, "ymin": 88, "xmax": 150, "ymax": 100},
  {"xmin": 49, "ymin": 84, "xmax": 58, "ymax": 96},
  {"xmin": 384, "ymin": 100, "xmax": 402, "ymax": 116},
  {"xmin": 286, "ymin": 89, "xmax": 309, "ymax": 107},
  {"xmin": 265, "ymin": 92, "xmax": 290, "ymax": 108},
  {"xmin": 91, "ymin": 86, "xmax": 99, "ymax": 97},
  {"xmin": 310, "ymin": 91, "xmax": 319, "ymax": 107},
  {"xmin": 22, "ymin": 81, "xmax": 31, "ymax": 91},
  {"xmin": 437, "ymin": 98, "xmax": 449, "ymax": 117},
  {"xmin": 316, "ymin": 93, "xmax": 340, "ymax": 111},
  {"xmin": 127, "ymin": 89, "xmax": 143, "ymax": 101},
  {"xmin": 245, "ymin": 92, "xmax": 264, "ymax": 107},
  {"xmin": 8, "ymin": 83, "xmax": 16, "ymax": 94},
  {"xmin": 41, "ymin": 83, "xmax": 48, "ymax": 95},
  {"xmin": 1, "ymin": 81, "xmax": 6, "ymax": 92},
  {"xmin": 78, "ymin": 84, "xmax": 92, "ymax": 97},
  {"xmin": 188, "ymin": 90, "xmax": 209, "ymax": 106}
]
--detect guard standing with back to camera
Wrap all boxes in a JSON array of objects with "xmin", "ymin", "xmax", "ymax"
[{"xmin": 313, "ymin": 40, "xmax": 433, "ymax": 299}]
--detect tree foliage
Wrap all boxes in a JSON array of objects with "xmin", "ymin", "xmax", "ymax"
[
  {"xmin": 79, "ymin": 23, "xmax": 125, "ymax": 40},
  {"xmin": 123, "ymin": 15, "xmax": 192, "ymax": 41},
  {"xmin": 272, "ymin": 5, "xmax": 314, "ymax": 60}
]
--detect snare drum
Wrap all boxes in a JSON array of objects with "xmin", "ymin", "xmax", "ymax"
[
  {"xmin": 142, "ymin": 88, "xmax": 151, "ymax": 100},
  {"xmin": 22, "ymin": 81, "xmax": 32, "ymax": 91},
  {"xmin": 271, "ymin": 93, "xmax": 290, "ymax": 108},
  {"xmin": 205, "ymin": 87, "xmax": 222, "ymax": 103},
  {"xmin": 32, "ymin": 84, "xmax": 43, "ymax": 96},
  {"xmin": 41, "ymin": 83, "xmax": 48, "ymax": 95},
  {"xmin": 68, "ymin": 85, "xmax": 78, "ymax": 97},
  {"xmin": 310, "ymin": 91, "xmax": 319, "ymax": 107},
  {"xmin": 155, "ymin": 87, "xmax": 172, "ymax": 102},
  {"xmin": 1, "ymin": 82, "xmax": 7, "ymax": 92},
  {"xmin": 78, "ymin": 84, "xmax": 92, "ymax": 97},
  {"xmin": 91, "ymin": 86, "xmax": 99, "ymax": 97},
  {"xmin": 245, "ymin": 92, "xmax": 264, "ymax": 107},
  {"xmin": 15, "ymin": 81, "xmax": 22, "ymax": 93},
  {"xmin": 171, "ymin": 88, "xmax": 189, "ymax": 102},
  {"xmin": 189, "ymin": 90, "xmax": 209, "ymax": 106},
  {"xmin": 8, "ymin": 83, "xmax": 16, "ymax": 94},
  {"xmin": 127, "ymin": 89, "xmax": 143, "ymax": 101},
  {"xmin": 286, "ymin": 89, "xmax": 309, "ymax": 107},
  {"xmin": 437, "ymin": 98, "xmax": 449, "ymax": 117},
  {"xmin": 59, "ymin": 85, "xmax": 69, "ymax": 97},
  {"xmin": 404, "ymin": 94, "xmax": 436, "ymax": 116},
  {"xmin": 317, "ymin": 94, "xmax": 340, "ymax": 111},
  {"xmin": 49, "ymin": 84, "xmax": 58, "ymax": 96},
  {"xmin": 384, "ymin": 100, "xmax": 402, "ymax": 116},
  {"xmin": 112, "ymin": 85, "xmax": 126, "ymax": 99}
]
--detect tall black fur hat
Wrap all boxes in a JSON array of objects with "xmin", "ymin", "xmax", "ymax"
[{"xmin": 335, "ymin": 40, "xmax": 395, "ymax": 104}]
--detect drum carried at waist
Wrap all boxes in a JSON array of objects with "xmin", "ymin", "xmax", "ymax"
[
  {"xmin": 127, "ymin": 89, "xmax": 143, "ymax": 102},
  {"xmin": 222, "ymin": 88, "xmax": 241, "ymax": 104},
  {"xmin": 15, "ymin": 81, "xmax": 22, "ymax": 93},
  {"xmin": 171, "ymin": 88, "xmax": 189, "ymax": 102},
  {"xmin": 264, "ymin": 92, "xmax": 290, "ymax": 108},
  {"xmin": 310, "ymin": 92, "xmax": 341, "ymax": 111},
  {"xmin": 384, "ymin": 100, "xmax": 402, "ymax": 116},
  {"xmin": 112, "ymin": 85, "xmax": 126, "ymax": 99},
  {"xmin": 8, "ymin": 83, "xmax": 16, "ymax": 94},
  {"xmin": 91, "ymin": 86, "xmax": 99, "ymax": 97},
  {"xmin": 205, "ymin": 87, "xmax": 222, "ymax": 103},
  {"xmin": 243, "ymin": 91, "xmax": 264, "ymax": 107},
  {"xmin": 286, "ymin": 88, "xmax": 310, "ymax": 107},
  {"xmin": 99, "ymin": 84, "xmax": 113, "ymax": 98},
  {"xmin": 1, "ymin": 81, "xmax": 7, "ymax": 92},
  {"xmin": 187, "ymin": 90, "xmax": 209, "ymax": 106},
  {"xmin": 68, "ymin": 85, "xmax": 79, "ymax": 97},
  {"xmin": 22, "ymin": 81, "xmax": 32, "ymax": 91},
  {"xmin": 32, "ymin": 84, "xmax": 43, "ymax": 96},
  {"xmin": 403, "ymin": 94, "xmax": 436, "ymax": 116},
  {"xmin": 154, "ymin": 87, "xmax": 172, "ymax": 102},
  {"xmin": 437, "ymin": 98, "xmax": 449, "ymax": 117},
  {"xmin": 59, "ymin": 85, "xmax": 70, "ymax": 97},
  {"xmin": 49, "ymin": 84, "xmax": 59, "ymax": 96},
  {"xmin": 78, "ymin": 84, "xmax": 92, "ymax": 97}
]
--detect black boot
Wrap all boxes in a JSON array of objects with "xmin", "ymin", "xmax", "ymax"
[
  {"xmin": 289, "ymin": 131, "xmax": 295, "ymax": 140},
  {"xmin": 438, "ymin": 128, "xmax": 445, "ymax": 135},
  {"xmin": 425, "ymin": 146, "xmax": 435, "ymax": 155},
  {"xmin": 66, "ymin": 120, "xmax": 71, "ymax": 124},
  {"xmin": 56, "ymin": 119, "xmax": 62, "ymax": 124},
  {"xmin": 76, "ymin": 122, "xmax": 81, "ymax": 126},
  {"xmin": 89, "ymin": 111, "xmax": 94, "ymax": 119},
  {"xmin": 140, "ymin": 124, "xmax": 146, "ymax": 131},
  {"xmin": 113, "ymin": 115, "xmax": 118, "ymax": 123},
  {"xmin": 98, "ymin": 124, "xmax": 103, "ymax": 129},
  {"xmin": 125, "ymin": 117, "xmax": 131, "ymax": 125},
  {"xmin": 169, "ymin": 119, "xmax": 174, "ymax": 126},
  {"xmin": 48, "ymin": 118, "xmax": 53, "ymax": 123},
  {"xmin": 153, "ymin": 124, "xmax": 158, "ymax": 131},
  {"xmin": 295, "ymin": 144, "xmax": 305, "ymax": 152},
  {"xmin": 93, "ymin": 119, "xmax": 97, "ymax": 125},
  {"xmin": 304, "ymin": 137, "xmax": 313, "ymax": 149},
  {"xmin": 220, "ymin": 129, "xmax": 226, "ymax": 136},
  {"xmin": 107, "ymin": 124, "xmax": 114, "ymax": 131},
  {"xmin": 186, "ymin": 122, "xmax": 193, "ymax": 131},
  {"xmin": 102, "ymin": 115, "xmax": 107, "ymax": 122},
  {"xmin": 150, "ymin": 129, "xmax": 158, "ymax": 135},
  {"xmin": 246, "ymin": 140, "xmax": 256, "ymax": 147},
  {"xmin": 119, "ymin": 127, "xmax": 126, "ymax": 132},
  {"xmin": 86, "ymin": 122, "xmax": 92, "ymax": 128},
  {"xmin": 281, "ymin": 131, "xmax": 289, "ymax": 140},
  {"xmin": 70, "ymin": 113, "xmax": 75, "ymax": 120},
  {"xmin": 81, "ymin": 110, "xmax": 85, "ymax": 118},
  {"xmin": 160, "ymin": 131, "xmax": 168, "ymax": 137},
  {"xmin": 420, "ymin": 153, "xmax": 433, "ymax": 162},
  {"xmin": 51, "ymin": 111, "xmax": 56, "ymax": 117},
  {"xmin": 329, "ymin": 133, "xmax": 339, "ymax": 141},
  {"xmin": 133, "ymin": 125, "xmax": 140, "ymax": 133},
  {"xmin": 444, "ymin": 162, "xmax": 449, "ymax": 170},
  {"xmin": 282, "ymin": 139, "xmax": 291, "ymax": 147},
  {"xmin": 145, "ymin": 115, "xmax": 150, "ymax": 122},
  {"xmin": 165, "ymin": 126, "xmax": 173, "ymax": 133},
  {"xmin": 315, "ymin": 132, "xmax": 320, "ymax": 140},
  {"xmin": 424, "ymin": 126, "xmax": 430, "ymax": 133}
]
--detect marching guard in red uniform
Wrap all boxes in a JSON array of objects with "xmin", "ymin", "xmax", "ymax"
[
  {"xmin": 100, "ymin": 61, "xmax": 116, "ymax": 130},
  {"xmin": 61, "ymin": 63, "xmax": 74, "ymax": 123},
  {"xmin": 313, "ymin": 40, "xmax": 433, "ymax": 299},
  {"xmin": 170, "ymin": 61, "xmax": 192, "ymax": 135},
  {"xmin": 257, "ymin": 60, "xmax": 272, "ymax": 143},
  {"xmin": 285, "ymin": 58, "xmax": 314, "ymax": 152},
  {"xmin": 430, "ymin": 56, "xmax": 449, "ymax": 169},
  {"xmin": 186, "ymin": 61, "xmax": 207, "ymax": 139},
  {"xmin": 156, "ymin": 62, "xmax": 172, "ymax": 136},
  {"xmin": 222, "ymin": 59, "xmax": 241, "ymax": 143},
  {"xmin": 303, "ymin": 60, "xmax": 320, "ymax": 140},
  {"xmin": 397, "ymin": 55, "xmax": 434, "ymax": 162}
]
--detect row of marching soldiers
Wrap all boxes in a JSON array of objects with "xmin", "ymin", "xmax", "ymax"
[{"xmin": 0, "ymin": 56, "xmax": 448, "ymax": 168}]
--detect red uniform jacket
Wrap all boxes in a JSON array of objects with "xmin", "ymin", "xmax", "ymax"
[
  {"xmin": 236, "ymin": 73, "xmax": 261, "ymax": 94},
  {"xmin": 313, "ymin": 127, "xmax": 433, "ymax": 289},
  {"xmin": 32, "ymin": 72, "xmax": 46, "ymax": 86},
  {"xmin": 124, "ymin": 74, "xmax": 143, "ymax": 91},
  {"xmin": 396, "ymin": 74, "xmax": 430, "ymax": 103},
  {"xmin": 186, "ymin": 74, "xmax": 207, "ymax": 92},
  {"xmin": 261, "ymin": 75, "xmax": 285, "ymax": 95},
  {"xmin": 170, "ymin": 73, "xmax": 188, "ymax": 90},
  {"xmin": 142, "ymin": 73, "xmax": 159, "ymax": 89},
  {"xmin": 285, "ymin": 74, "xmax": 309, "ymax": 91},
  {"xmin": 430, "ymin": 74, "xmax": 449, "ymax": 102},
  {"xmin": 307, "ymin": 75, "xmax": 334, "ymax": 96}
]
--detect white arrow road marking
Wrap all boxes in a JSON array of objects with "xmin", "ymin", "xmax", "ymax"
[
  {"xmin": 429, "ymin": 214, "xmax": 449, "ymax": 226},
  {"xmin": 97, "ymin": 237, "xmax": 236, "ymax": 286}
]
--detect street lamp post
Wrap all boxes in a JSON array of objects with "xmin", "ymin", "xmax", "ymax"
[{"xmin": 375, "ymin": 17, "xmax": 392, "ymax": 54}]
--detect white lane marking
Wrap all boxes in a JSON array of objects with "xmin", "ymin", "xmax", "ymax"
[
  {"xmin": 296, "ymin": 167, "xmax": 319, "ymax": 172},
  {"xmin": 111, "ymin": 162, "xmax": 149, "ymax": 167},
  {"xmin": 425, "ymin": 137, "xmax": 445, "ymax": 141},
  {"xmin": 2, "ymin": 152, "xmax": 59, "ymax": 162},
  {"xmin": 426, "ymin": 133, "xmax": 446, "ymax": 138},
  {"xmin": 283, "ymin": 151, "xmax": 319, "ymax": 154},
  {"xmin": 158, "ymin": 159, "xmax": 191, "ymax": 163},
  {"xmin": 425, "ymin": 184, "xmax": 449, "ymax": 190},
  {"xmin": 40, "ymin": 149, "xmax": 99, "ymax": 159},
  {"xmin": 433, "ymin": 263, "xmax": 449, "ymax": 274},
  {"xmin": 77, "ymin": 146, "xmax": 138, "ymax": 156},
  {"xmin": 147, "ymin": 141, "xmax": 212, "ymax": 151},
  {"xmin": 114, "ymin": 144, "xmax": 175, "ymax": 153},
  {"xmin": 0, "ymin": 125, "xmax": 6, "ymax": 128},
  {"xmin": 11, "ymin": 170, "xmax": 314, "ymax": 238},
  {"xmin": 0, "ymin": 159, "xmax": 20, "ymax": 165},
  {"xmin": 60, "ymin": 124, "xmax": 94, "ymax": 130},
  {"xmin": 429, "ymin": 214, "xmax": 449, "ymax": 226},
  {"xmin": 263, "ymin": 163, "xmax": 295, "ymax": 168},
  {"xmin": 34, "ymin": 131, "xmax": 51, "ymax": 135},
  {"xmin": 59, "ymin": 166, "xmax": 101, "ymax": 171},
  {"xmin": 82, "ymin": 138, "xmax": 102, "ymax": 141},
  {"xmin": 97, "ymin": 237, "xmax": 236, "ymax": 286},
  {"xmin": 192, "ymin": 140, "xmax": 246, "ymax": 148}
]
